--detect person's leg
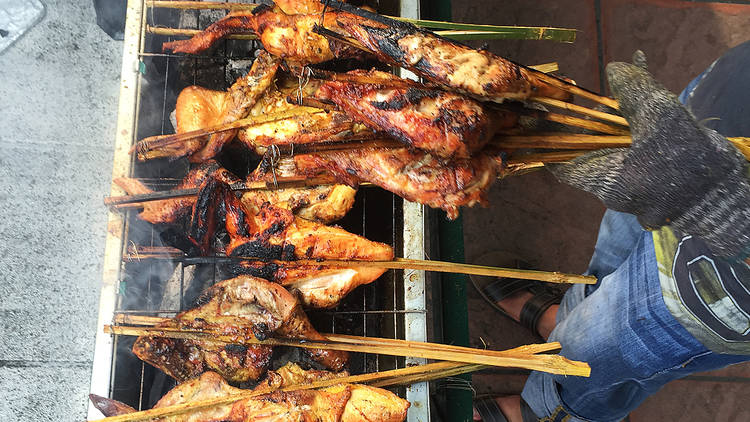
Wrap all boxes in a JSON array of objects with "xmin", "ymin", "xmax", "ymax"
[
  {"xmin": 521, "ymin": 231, "xmax": 749, "ymax": 422},
  {"xmin": 494, "ymin": 210, "xmax": 644, "ymax": 335}
]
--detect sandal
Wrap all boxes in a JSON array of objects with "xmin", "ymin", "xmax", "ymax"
[
  {"xmin": 469, "ymin": 251, "xmax": 562, "ymax": 338},
  {"xmin": 474, "ymin": 396, "xmax": 540, "ymax": 422}
]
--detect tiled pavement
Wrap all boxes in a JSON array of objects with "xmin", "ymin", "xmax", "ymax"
[
  {"xmin": 0, "ymin": 1, "xmax": 120, "ymax": 420},
  {"xmin": 460, "ymin": 0, "xmax": 750, "ymax": 420}
]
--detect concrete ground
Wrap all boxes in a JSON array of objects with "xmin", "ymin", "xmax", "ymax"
[
  {"xmin": 1, "ymin": 0, "xmax": 749, "ymax": 421},
  {"xmin": 0, "ymin": 0, "xmax": 120, "ymax": 420},
  {"xmin": 460, "ymin": 0, "xmax": 750, "ymax": 421}
]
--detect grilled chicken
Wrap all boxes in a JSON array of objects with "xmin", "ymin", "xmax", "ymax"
[
  {"xmin": 316, "ymin": 69, "xmax": 516, "ymax": 158},
  {"xmin": 191, "ymin": 177, "xmax": 394, "ymax": 308},
  {"xmin": 133, "ymin": 275, "xmax": 349, "ymax": 382},
  {"xmin": 163, "ymin": 6, "xmax": 364, "ymax": 70},
  {"xmin": 241, "ymin": 184, "xmax": 356, "ymax": 224},
  {"xmin": 113, "ymin": 160, "xmax": 240, "ymax": 225},
  {"xmin": 330, "ymin": 5, "xmax": 569, "ymax": 102},
  {"xmin": 91, "ymin": 366, "xmax": 410, "ymax": 422},
  {"xmin": 138, "ymin": 51, "xmax": 279, "ymax": 162},
  {"xmin": 287, "ymin": 147, "xmax": 499, "ymax": 219}
]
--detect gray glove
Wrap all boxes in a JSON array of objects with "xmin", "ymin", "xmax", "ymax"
[{"xmin": 550, "ymin": 60, "xmax": 750, "ymax": 258}]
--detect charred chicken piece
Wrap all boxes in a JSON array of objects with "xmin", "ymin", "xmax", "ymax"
[
  {"xmin": 132, "ymin": 275, "xmax": 349, "ymax": 382},
  {"xmin": 316, "ymin": 69, "xmax": 516, "ymax": 158},
  {"xmin": 115, "ymin": 160, "xmax": 356, "ymax": 225},
  {"xmin": 330, "ymin": 5, "xmax": 569, "ymax": 102},
  {"xmin": 289, "ymin": 147, "xmax": 499, "ymax": 219},
  {"xmin": 191, "ymin": 177, "xmax": 394, "ymax": 308},
  {"xmin": 91, "ymin": 367, "xmax": 410, "ymax": 422},
  {"xmin": 113, "ymin": 160, "xmax": 240, "ymax": 225},
  {"xmin": 162, "ymin": 6, "xmax": 364, "ymax": 70}
]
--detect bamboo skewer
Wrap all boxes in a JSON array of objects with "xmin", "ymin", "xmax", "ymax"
[
  {"xmin": 530, "ymin": 96, "xmax": 628, "ymax": 126},
  {"xmin": 112, "ymin": 313, "xmax": 563, "ymax": 357},
  {"xmin": 497, "ymin": 134, "xmax": 750, "ymax": 160},
  {"xmin": 528, "ymin": 62, "xmax": 559, "ymax": 74},
  {"xmin": 146, "ymin": 24, "xmax": 547, "ymax": 43},
  {"xmin": 147, "ymin": 25, "xmax": 257, "ymax": 40},
  {"xmin": 535, "ymin": 111, "xmax": 629, "ymax": 135},
  {"xmin": 104, "ymin": 324, "xmax": 589, "ymax": 376},
  {"xmin": 530, "ymin": 71, "xmax": 620, "ymax": 110},
  {"xmin": 120, "ymin": 246, "xmax": 597, "ymax": 284}
]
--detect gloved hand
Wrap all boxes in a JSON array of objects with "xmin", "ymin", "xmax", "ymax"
[{"xmin": 550, "ymin": 58, "xmax": 750, "ymax": 258}]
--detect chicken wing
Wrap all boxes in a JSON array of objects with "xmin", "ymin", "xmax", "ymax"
[
  {"xmin": 113, "ymin": 160, "xmax": 240, "ymax": 225},
  {"xmin": 132, "ymin": 275, "xmax": 349, "ymax": 383}
]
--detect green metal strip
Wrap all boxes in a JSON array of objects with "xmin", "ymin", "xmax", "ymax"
[
  {"xmin": 438, "ymin": 212, "xmax": 473, "ymax": 421},
  {"xmin": 424, "ymin": 0, "xmax": 473, "ymax": 419}
]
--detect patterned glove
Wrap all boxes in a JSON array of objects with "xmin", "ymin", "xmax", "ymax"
[{"xmin": 550, "ymin": 61, "xmax": 750, "ymax": 258}]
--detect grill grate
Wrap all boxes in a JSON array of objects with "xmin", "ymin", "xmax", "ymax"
[{"xmin": 100, "ymin": 0, "xmax": 427, "ymax": 413}]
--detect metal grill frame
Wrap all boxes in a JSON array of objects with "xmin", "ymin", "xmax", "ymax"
[{"xmin": 88, "ymin": 0, "xmax": 431, "ymax": 420}]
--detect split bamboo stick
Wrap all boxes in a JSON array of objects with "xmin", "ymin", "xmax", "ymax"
[{"xmin": 112, "ymin": 313, "xmax": 563, "ymax": 358}]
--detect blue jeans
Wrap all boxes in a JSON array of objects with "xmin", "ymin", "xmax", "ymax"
[{"xmin": 521, "ymin": 211, "xmax": 749, "ymax": 422}]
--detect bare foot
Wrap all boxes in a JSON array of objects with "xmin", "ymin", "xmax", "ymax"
[
  {"xmin": 495, "ymin": 291, "xmax": 559, "ymax": 340},
  {"xmin": 473, "ymin": 395, "xmax": 524, "ymax": 422}
]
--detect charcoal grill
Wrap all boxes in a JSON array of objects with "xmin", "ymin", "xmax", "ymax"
[{"xmin": 88, "ymin": 0, "xmax": 434, "ymax": 420}]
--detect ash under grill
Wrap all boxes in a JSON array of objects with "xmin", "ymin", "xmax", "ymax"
[{"xmin": 95, "ymin": 0, "xmax": 428, "ymax": 415}]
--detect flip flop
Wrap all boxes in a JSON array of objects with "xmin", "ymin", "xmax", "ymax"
[
  {"xmin": 469, "ymin": 251, "xmax": 562, "ymax": 338},
  {"xmin": 474, "ymin": 396, "xmax": 539, "ymax": 422}
]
